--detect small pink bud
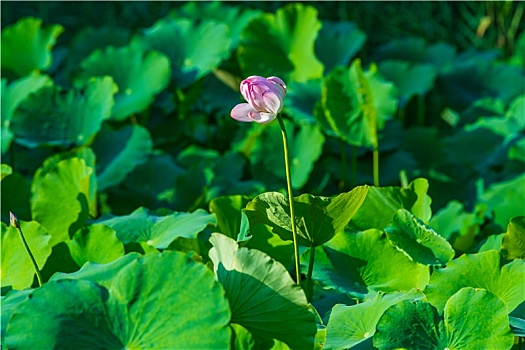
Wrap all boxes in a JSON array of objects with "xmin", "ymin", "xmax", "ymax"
[
  {"xmin": 230, "ymin": 76, "xmax": 287, "ymax": 124},
  {"xmin": 10, "ymin": 211, "xmax": 20, "ymax": 229}
]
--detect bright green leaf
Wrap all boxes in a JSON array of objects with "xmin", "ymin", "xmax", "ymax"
[
  {"xmin": 481, "ymin": 174, "xmax": 525, "ymax": 229},
  {"xmin": 442, "ymin": 287, "xmax": 514, "ymax": 349},
  {"xmin": 92, "ymin": 125, "xmax": 153, "ymax": 191},
  {"xmin": 209, "ymin": 233, "xmax": 316, "ymax": 349},
  {"xmin": 425, "ymin": 250, "xmax": 525, "ymax": 313},
  {"xmin": 1, "ymin": 164, "xmax": 12, "ymax": 181},
  {"xmin": 1, "ymin": 221, "xmax": 51, "ymax": 289},
  {"xmin": 238, "ymin": 3, "xmax": 324, "ymax": 83},
  {"xmin": 348, "ymin": 182, "xmax": 418, "ymax": 231},
  {"xmin": 67, "ymin": 224, "xmax": 125, "ymax": 266},
  {"xmin": 96, "ymin": 207, "xmax": 216, "ymax": 249},
  {"xmin": 309, "ymin": 229, "xmax": 429, "ymax": 299},
  {"xmin": 408, "ymin": 177, "xmax": 432, "ymax": 222},
  {"xmin": 245, "ymin": 186, "xmax": 368, "ymax": 247},
  {"xmin": 385, "ymin": 209, "xmax": 454, "ymax": 266},
  {"xmin": 315, "ymin": 60, "xmax": 397, "ymax": 148},
  {"xmin": 10, "ymin": 77, "xmax": 116, "ymax": 148},
  {"xmin": 1, "ymin": 17, "xmax": 64, "ymax": 76},
  {"xmin": 501, "ymin": 216, "xmax": 525, "ymax": 260},
  {"xmin": 77, "ymin": 45, "xmax": 171, "ymax": 120},
  {"xmin": 31, "ymin": 157, "xmax": 96, "ymax": 246},
  {"xmin": 325, "ymin": 289, "xmax": 425, "ymax": 349}
]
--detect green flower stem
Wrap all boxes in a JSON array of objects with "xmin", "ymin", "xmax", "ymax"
[
  {"xmin": 373, "ymin": 145, "xmax": 380, "ymax": 187},
  {"xmin": 10, "ymin": 212, "xmax": 43, "ymax": 287},
  {"xmin": 306, "ymin": 244, "xmax": 316, "ymax": 303},
  {"xmin": 276, "ymin": 115, "xmax": 301, "ymax": 285}
]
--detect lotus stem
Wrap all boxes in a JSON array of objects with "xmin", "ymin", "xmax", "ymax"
[
  {"xmin": 10, "ymin": 212, "xmax": 43, "ymax": 287},
  {"xmin": 276, "ymin": 115, "xmax": 301, "ymax": 285},
  {"xmin": 373, "ymin": 145, "xmax": 379, "ymax": 187}
]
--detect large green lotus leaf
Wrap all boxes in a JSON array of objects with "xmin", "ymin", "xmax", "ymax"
[
  {"xmin": 245, "ymin": 186, "xmax": 368, "ymax": 247},
  {"xmin": 508, "ymin": 95, "xmax": 525, "ymax": 130},
  {"xmin": 508, "ymin": 137, "xmax": 525, "ymax": 162},
  {"xmin": 378, "ymin": 60, "xmax": 437, "ymax": 107},
  {"xmin": 4, "ymin": 279, "xmax": 122, "ymax": 349},
  {"xmin": 108, "ymin": 251, "xmax": 231, "ymax": 348},
  {"xmin": 315, "ymin": 20, "xmax": 366, "ymax": 73},
  {"xmin": 231, "ymin": 323, "xmax": 255, "ymax": 350},
  {"xmin": 31, "ymin": 157, "xmax": 96, "ymax": 246},
  {"xmin": 50, "ymin": 252, "xmax": 141, "ymax": 290},
  {"xmin": 238, "ymin": 3, "xmax": 324, "ymax": 83},
  {"xmin": 67, "ymin": 224, "xmax": 124, "ymax": 267},
  {"xmin": 425, "ymin": 250, "xmax": 525, "ymax": 313},
  {"xmin": 348, "ymin": 183, "xmax": 418, "ymax": 231},
  {"xmin": 173, "ymin": 1, "xmax": 261, "ymax": 49},
  {"xmin": 247, "ymin": 119, "xmax": 325, "ymax": 190},
  {"xmin": 442, "ymin": 288, "xmax": 514, "ymax": 349},
  {"xmin": 92, "ymin": 125, "xmax": 153, "ymax": 191},
  {"xmin": 6, "ymin": 251, "xmax": 232, "ymax": 348},
  {"xmin": 10, "ymin": 77, "xmax": 115, "ymax": 148},
  {"xmin": 1, "ymin": 74, "xmax": 52, "ymax": 154},
  {"xmin": 284, "ymin": 79, "xmax": 322, "ymax": 123},
  {"xmin": 324, "ymin": 289, "xmax": 425, "ymax": 349},
  {"xmin": 96, "ymin": 207, "xmax": 216, "ymax": 249},
  {"xmin": 385, "ymin": 209, "xmax": 454, "ymax": 266},
  {"xmin": 309, "ymin": 229, "xmax": 428, "ymax": 299},
  {"xmin": 134, "ymin": 17, "xmax": 230, "ymax": 88},
  {"xmin": 373, "ymin": 288, "xmax": 513, "ymax": 349},
  {"xmin": 1, "ymin": 17, "xmax": 64, "ymax": 77},
  {"xmin": 1, "ymin": 221, "xmax": 51, "ymax": 289},
  {"xmin": 209, "ymin": 233, "xmax": 316, "ymax": 349},
  {"xmin": 502, "ymin": 216, "xmax": 525, "ymax": 260},
  {"xmin": 1, "ymin": 290, "xmax": 32, "ymax": 342},
  {"xmin": 77, "ymin": 45, "xmax": 170, "ymax": 120},
  {"xmin": 315, "ymin": 60, "xmax": 397, "ymax": 148},
  {"xmin": 480, "ymin": 174, "xmax": 525, "ymax": 229},
  {"xmin": 373, "ymin": 299, "xmax": 441, "ymax": 349}
]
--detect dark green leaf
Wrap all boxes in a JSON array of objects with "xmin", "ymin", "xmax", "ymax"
[
  {"xmin": 92, "ymin": 125, "xmax": 153, "ymax": 191},
  {"xmin": 10, "ymin": 77, "xmax": 116, "ymax": 148},
  {"xmin": 209, "ymin": 233, "xmax": 316, "ymax": 349},
  {"xmin": 1, "ymin": 73, "xmax": 52, "ymax": 154},
  {"xmin": 315, "ymin": 20, "xmax": 366, "ymax": 73},
  {"xmin": 135, "ymin": 17, "xmax": 231, "ymax": 88},
  {"xmin": 480, "ymin": 174, "xmax": 525, "ymax": 229}
]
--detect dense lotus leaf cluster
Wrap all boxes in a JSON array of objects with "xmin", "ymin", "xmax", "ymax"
[{"xmin": 1, "ymin": 2, "xmax": 524, "ymax": 349}]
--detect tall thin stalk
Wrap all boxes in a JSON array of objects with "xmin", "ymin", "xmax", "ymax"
[
  {"xmin": 276, "ymin": 115, "xmax": 301, "ymax": 285},
  {"xmin": 10, "ymin": 212, "xmax": 43, "ymax": 287},
  {"xmin": 373, "ymin": 146, "xmax": 379, "ymax": 187}
]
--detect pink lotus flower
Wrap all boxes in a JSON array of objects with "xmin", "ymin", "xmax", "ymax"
[{"xmin": 230, "ymin": 75, "xmax": 287, "ymax": 124}]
